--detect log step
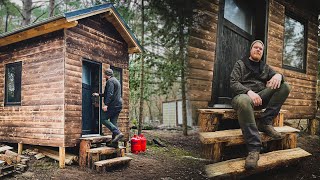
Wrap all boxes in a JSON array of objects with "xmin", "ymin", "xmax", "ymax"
[
  {"xmin": 87, "ymin": 147, "xmax": 116, "ymax": 155},
  {"xmin": 200, "ymin": 126, "xmax": 299, "ymax": 146},
  {"xmin": 94, "ymin": 157, "xmax": 132, "ymax": 172},
  {"xmin": 205, "ymin": 148, "xmax": 311, "ymax": 178},
  {"xmin": 80, "ymin": 135, "xmax": 112, "ymax": 143}
]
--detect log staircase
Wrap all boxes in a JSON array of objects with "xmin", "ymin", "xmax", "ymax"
[
  {"xmin": 79, "ymin": 135, "xmax": 132, "ymax": 172},
  {"xmin": 198, "ymin": 109, "xmax": 311, "ymax": 179}
]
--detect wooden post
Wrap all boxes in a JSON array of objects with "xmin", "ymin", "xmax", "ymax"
[
  {"xmin": 279, "ymin": 113, "xmax": 284, "ymax": 127},
  {"xmin": 18, "ymin": 143, "xmax": 23, "ymax": 155},
  {"xmin": 308, "ymin": 119, "xmax": 319, "ymax": 135},
  {"xmin": 198, "ymin": 113, "xmax": 219, "ymax": 132},
  {"xmin": 59, "ymin": 147, "xmax": 65, "ymax": 168},
  {"xmin": 282, "ymin": 133, "xmax": 297, "ymax": 149},
  {"xmin": 201, "ymin": 143, "xmax": 222, "ymax": 162},
  {"xmin": 79, "ymin": 140, "xmax": 91, "ymax": 168}
]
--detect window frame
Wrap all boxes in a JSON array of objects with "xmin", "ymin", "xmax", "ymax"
[
  {"xmin": 282, "ymin": 11, "xmax": 308, "ymax": 73},
  {"xmin": 5, "ymin": 61, "xmax": 22, "ymax": 106}
]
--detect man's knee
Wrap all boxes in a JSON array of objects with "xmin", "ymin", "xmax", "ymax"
[
  {"xmin": 233, "ymin": 94, "xmax": 253, "ymax": 110},
  {"xmin": 280, "ymin": 82, "xmax": 291, "ymax": 95}
]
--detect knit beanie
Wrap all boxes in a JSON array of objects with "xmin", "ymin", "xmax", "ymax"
[
  {"xmin": 104, "ymin": 68, "xmax": 113, "ymax": 76},
  {"xmin": 250, "ymin": 40, "xmax": 264, "ymax": 50}
]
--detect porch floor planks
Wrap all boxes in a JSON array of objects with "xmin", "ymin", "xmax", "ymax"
[{"xmin": 205, "ymin": 148, "xmax": 311, "ymax": 179}]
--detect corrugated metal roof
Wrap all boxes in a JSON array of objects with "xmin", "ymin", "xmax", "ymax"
[{"xmin": 0, "ymin": 3, "xmax": 142, "ymax": 52}]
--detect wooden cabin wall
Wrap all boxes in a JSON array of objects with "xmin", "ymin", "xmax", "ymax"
[
  {"xmin": 64, "ymin": 15, "xmax": 129, "ymax": 147},
  {"xmin": 0, "ymin": 31, "xmax": 65, "ymax": 147},
  {"xmin": 186, "ymin": 0, "xmax": 219, "ymax": 123},
  {"xmin": 267, "ymin": 0, "xmax": 318, "ymax": 119}
]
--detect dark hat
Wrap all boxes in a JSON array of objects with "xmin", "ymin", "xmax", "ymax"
[
  {"xmin": 104, "ymin": 68, "xmax": 113, "ymax": 76},
  {"xmin": 250, "ymin": 40, "xmax": 264, "ymax": 50}
]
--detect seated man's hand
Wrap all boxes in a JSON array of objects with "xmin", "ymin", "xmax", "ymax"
[
  {"xmin": 102, "ymin": 106, "xmax": 108, "ymax": 112},
  {"xmin": 267, "ymin": 74, "xmax": 282, "ymax": 89},
  {"xmin": 247, "ymin": 90, "xmax": 262, "ymax": 106},
  {"xmin": 92, "ymin": 93, "xmax": 99, "ymax": 97}
]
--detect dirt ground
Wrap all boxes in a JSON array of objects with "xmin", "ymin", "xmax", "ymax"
[{"xmin": 3, "ymin": 129, "xmax": 320, "ymax": 180}]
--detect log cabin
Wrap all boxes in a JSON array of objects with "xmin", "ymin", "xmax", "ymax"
[
  {"xmin": 187, "ymin": 0, "xmax": 319, "ymax": 129},
  {"xmin": 0, "ymin": 3, "xmax": 142, "ymax": 167}
]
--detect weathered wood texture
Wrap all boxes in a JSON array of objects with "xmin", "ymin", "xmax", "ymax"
[
  {"xmin": 186, "ymin": 0, "xmax": 219, "ymax": 123},
  {"xmin": 205, "ymin": 148, "xmax": 311, "ymax": 179},
  {"xmin": 64, "ymin": 15, "xmax": 130, "ymax": 147},
  {"xmin": 267, "ymin": 0, "xmax": 318, "ymax": 119},
  {"xmin": 198, "ymin": 109, "xmax": 286, "ymax": 132},
  {"xmin": 0, "ymin": 31, "xmax": 65, "ymax": 147}
]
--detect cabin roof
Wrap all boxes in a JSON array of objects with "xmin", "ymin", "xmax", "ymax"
[{"xmin": 0, "ymin": 3, "xmax": 142, "ymax": 54}]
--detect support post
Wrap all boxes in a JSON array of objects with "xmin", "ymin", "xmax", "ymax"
[
  {"xmin": 79, "ymin": 140, "xmax": 91, "ymax": 168},
  {"xmin": 18, "ymin": 143, "xmax": 23, "ymax": 155},
  {"xmin": 198, "ymin": 113, "xmax": 219, "ymax": 132},
  {"xmin": 308, "ymin": 119, "xmax": 319, "ymax": 135},
  {"xmin": 59, "ymin": 147, "xmax": 65, "ymax": 168}
]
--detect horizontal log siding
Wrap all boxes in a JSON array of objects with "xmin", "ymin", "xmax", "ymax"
[
  {"xmin": 0, "ymin": 31, "xmax": 65, "ymax": 147},
  {"xmin": 186, "ymin": 0, "xmax": 219, "ymax": 124},
  {"xmin": 64, "ymin": 15, "xmax": 129, "ymax": 146},
  {"xmin": 268, "ymin": 0, "xmax": 318, "ymax": 119}
]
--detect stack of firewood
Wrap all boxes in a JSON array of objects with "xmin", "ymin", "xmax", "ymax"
[{"xmin": 0, "ymin": 145, "xmax": 30, "ymax": 177}]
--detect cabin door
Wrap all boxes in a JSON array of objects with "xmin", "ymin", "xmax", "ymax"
[
  {"xmin": 82, "ymin": 60, "xmax": 101, "ymax": 135},
  {"xmin": 210, "ymin": 0, "xmax": 267, "ymax": 107}
]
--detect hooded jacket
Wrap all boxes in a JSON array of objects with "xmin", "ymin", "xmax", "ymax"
[{"xmin": 230, "ymin": 57, "xmax": 284, "ymax": 97}]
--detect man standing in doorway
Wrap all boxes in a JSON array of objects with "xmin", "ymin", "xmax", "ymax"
[
  {"xmin": 93, "ymin": 68, "xmax": 123, "ymax": 144},
  {"xmin": 230, "ymin": 40, "xmax": 291, "ymax": 170}
]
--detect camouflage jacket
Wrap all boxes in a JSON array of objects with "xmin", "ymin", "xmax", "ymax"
[{"xmin": 230, "ymin": 58, "xmax": 284, "ymax": 97}]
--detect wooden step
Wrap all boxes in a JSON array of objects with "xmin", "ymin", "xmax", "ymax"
[
  {"xmin": 94, "ymin": 156, "xmax": 132, "ymax": 172},
  {"xmin": 80, "ymin": 135, "xmax": 112, "ymax": 143},
  {"xmin": 87, "ymin": 147, "xmax": 116, "ymax": 154},
  {"xmin": 200, "ymin": 126, "xmax": 299, "ymax": 146},
  {"xmin": 205, "ymin": 148, "xmax": 311, "ymax": 179},
  {"xmin": 198, "ymin": 108, "xmax": 287, "ymax": 132}
]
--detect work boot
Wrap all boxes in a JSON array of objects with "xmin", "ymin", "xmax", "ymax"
[
  {"xmin": 258, "ymin": 125, "xmax": 283, "ymax": 139},
  {"xmin": 112, "ymin": 132, "xmax": 124, "ymax": 143},
  {"xmin": 245, "ymin": 151, "xmax": 260, "ymax": 170}
]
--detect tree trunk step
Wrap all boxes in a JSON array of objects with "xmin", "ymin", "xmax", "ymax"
[
  {"xmin": 205, "ymin": 148, "xmax": 311, "ymax": 178},
  {"xmin": 94, "ymin": 156, "xmax": 132, "ymax": 168},
  {"xmin": 199, "ymin": 126, "xmax": 299, "ymax": 145},
  {"xmin": 87, "ymin": 147, "xmax": 116, "ymax": 155}
]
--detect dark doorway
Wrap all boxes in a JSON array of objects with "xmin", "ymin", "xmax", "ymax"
[
  {"xmin": 82, "ymin": 60, "xmax": 101, "ymax": 135},
  {"xmin": 210, "ymin": 0, "xmax": 268, "ymax": 107}
]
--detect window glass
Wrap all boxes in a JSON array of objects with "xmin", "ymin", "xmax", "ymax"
[
  {"xmin": 224, "ymin": 0, "xmax": 253, "ymax": 34},
  {"xmin": 5, "ymin": 62, "xmax": 22, "ymax": 105},
  {"xmin": 283, "ymin": 15, "xmax": 306, "ymax": 71}
]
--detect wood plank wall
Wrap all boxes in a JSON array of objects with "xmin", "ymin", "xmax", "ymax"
[
  {"xmin": 268, "ymin": 0, "xmax": 318, "ymax": 119},
  {"xmin": 186, "ymin": 0, "xmax": 219, "ymax": 123},
  {"xmin": 0, "ymin": 31, "xmax": 65, "ymax": 147},
  {"xmin": 64, "ymin": 15, "xmax": 129, "ymax": 147}
]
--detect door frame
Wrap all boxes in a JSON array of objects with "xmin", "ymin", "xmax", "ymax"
[
  {"xmin": 209, "ymin": 0, "xmax": 269, "ymax": 106},
  {"xmin": 81, "ymin": 58, "xmax": 102, "ymax": 137}
]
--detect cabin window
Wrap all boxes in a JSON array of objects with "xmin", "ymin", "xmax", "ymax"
[
  {"xmin": 111, "ymin": 66, "xmax": 123, "ymax": 96},
  {"xmin": 283, "ymin": 13, "xmax": 307, "ymax": 72},
  {"xmin": 5, "ymin": 62, "xmax": 22, "ymax": 106},
  {"xmin": 224, "ymin": 0, "xmax": 253, "ymax": 34}
]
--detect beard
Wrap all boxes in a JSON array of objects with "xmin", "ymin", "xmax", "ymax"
[{"xmin": 250, "ymin": 53, "xmax": 262, "ymax": 61}]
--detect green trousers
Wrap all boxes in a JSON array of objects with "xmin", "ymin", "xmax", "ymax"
[{"xmin": 231, "ymin": 82, "xmax": 291, "ymax": 151}]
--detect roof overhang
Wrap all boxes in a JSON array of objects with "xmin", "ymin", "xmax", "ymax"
[{"xmin": 0, "ymin": 3, "xmax": 142, "ymax": 54}]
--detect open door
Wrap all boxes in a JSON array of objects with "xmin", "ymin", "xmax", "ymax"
[
  {"xmin": 82, "ymin": 60, "xmax": 101, "ymax": 135},
  {"xmin": 210, "ymin": 0, "xmax": 268, "ymax": 107}
]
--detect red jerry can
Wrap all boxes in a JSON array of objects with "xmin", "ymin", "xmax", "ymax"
[
  {"xmin": 131, "ymin": 134, "xmax": 141, "ymax": 154},
  {"xmin": 139, "ymin": 134, "xmax": 147, "ymax": 152}
]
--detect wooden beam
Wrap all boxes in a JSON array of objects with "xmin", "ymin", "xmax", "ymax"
[
  {"xmin": 103, "ymin": 10, "xmax": 142, "ymax": 54},
  {"xmin": 59, "ymin": 147, "xmax": 65, "ymax": 169},
  {"xmin": 0, "ymin": 19, "xmax": 78, "ymax": 47},
  {"xmin": 18, "ymin": 143, "xmax": 23, "ymax": 155},
  {"xmin": 308, "ymin": 118, "xmax": 319, "ymax": 135},
  {"xmin": 205, "ymin": 148, "xmax": 311, "ymax": 179}
]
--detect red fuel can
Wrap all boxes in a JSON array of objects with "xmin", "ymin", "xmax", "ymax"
[
  {"xmin": 131, "ymin": 134, "xmax": 141, "ymax": 154},
  {"xmin": 139, "ymin": 134, "xmax": 147, "ymax": 152}
]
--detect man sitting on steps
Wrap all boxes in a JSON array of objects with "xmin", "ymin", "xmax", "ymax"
[{"xmin": 230, "ymin": 40, "xmax": 291, "ymax": 170}]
